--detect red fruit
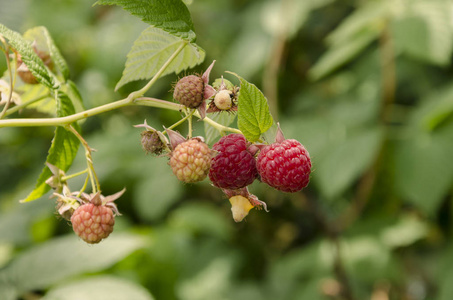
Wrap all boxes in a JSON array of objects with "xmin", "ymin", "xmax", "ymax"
[
  {"xmin": 257, "ymin": 139, "xmax": 311, "ymax": 193},
  {"xmin": 170, "ymin": 138, "xmax": 211, "ymax": 183},
  {"xmin": 209, "ymin": 134, "xmax": 258, "ymax": 189},
  {"xmin": 71, "ymin": 203, "xmax": 115, "ymax": 244}
]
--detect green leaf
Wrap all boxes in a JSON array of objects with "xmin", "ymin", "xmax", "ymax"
[
  {"xmin": 134, "ymin": 158, "xmax": 182, "ymax": 222},
  {"xmin": 393, "ymin": 124, "xmax": 453, "ymax": 216},
  {"xmin": 115, "ymin": 26, "xmax": 205, "ymax": 90},
  {"xmin": 42, "ymin": 27, "xmax": 70, "ymax": 80},
  {"xmin": 393, "ymin": 0, "xmax": 453, "ymax": 66},
  {"xmin": 2, "ymin": 234, "xmax": 145, "ymax": 292},
  {"xmin": 95, "ymin": 0, "xmax": 196, "ymax": 41},
  {"xmin": 313, "ymin": 127, "xmax": 383, "ymax": 199},
  {"xmin": 308, "ymin": 1, "xmax": 388, "ymax": 80},
  {"xmin": 23, "ymin": 26, "xmax": 70, "ymax": 80},
  {"xmin": 204, "ymin": 113, "xmax": 237, "ymax": 145},
  {"xmin": 228, "ymin": 72, "xmax": 273, "ymax": 142},
  {"xmin": 21, "ymin": 91, "xmax": 80, "ymax": 202},
  {"xmin": 0, "ymin": 23, "xmax": 57, "ymax": 89},
  {"xmin": 309, "ymin": 28, "xmax": 377, "ymax": 80},
  {"xmin": 42, "ymin": 276, "xmax": 154, "ymax": 300}
]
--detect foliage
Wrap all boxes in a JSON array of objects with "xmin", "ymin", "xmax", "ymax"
[{"xmin": 0, "ymin": 0, "xmax": 453, "ymax": 299}]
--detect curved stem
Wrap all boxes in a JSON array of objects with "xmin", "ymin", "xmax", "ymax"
[{"xmin": 66, "ymin": 125, "xmax": 100, "ymax": 193}]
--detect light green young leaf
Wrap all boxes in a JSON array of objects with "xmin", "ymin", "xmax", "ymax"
[
  {"xmin": 228, "ymin": 72, "xmax": 273, "ymax": 142},
  {"xmin": 23, "ymin": 26, "xmax": 70, "ymax": 80},
  {"xmin": 42, "ymin": 276, "xmax": 154, "ymax": 300},
  {"xmin": 2, "ymin": 234, "xmax": 145, "ymax": 292},
  {"xmin": 21, "ymin": 91, "xmax": 80, "ymax": 202},
  {"xmin": 204, "ymin": 113, "xmax": 237, "ymax": 145},
  {"xmin": 115, "ymin": 26, "xmax": 205, "ymax": 90},
  {"xmin": 0, "ymin": 23, "xmax": 57, "ymax": 89},
  {"xmin": 95, "ymin": 0, "xmax": 196, "ymax": 42}
]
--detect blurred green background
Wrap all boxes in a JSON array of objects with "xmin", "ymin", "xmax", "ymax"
[{"xmin": 1, "ymin": 0, "xmax": 453, "ymax": 299}]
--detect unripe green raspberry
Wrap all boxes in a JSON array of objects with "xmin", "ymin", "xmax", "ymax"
[
  {"xmin": 170, "ymin": 138, "xmax": 211, "ymax": 183},
  {"xmin": 214, "ymin": 90, "xmax": 233, "ymax": 110},
  {"xmin": 173, "ymin": 75, "xmax": 204, "ymax": 108}
]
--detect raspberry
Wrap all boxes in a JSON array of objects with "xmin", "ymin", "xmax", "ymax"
[
  {"xmin": 71, "ymin": 203, "xmax": 115, "ymax": 244},
  {"xmin": 209, "ymin": 134, "xmax": 258, "ymax": 189},
  {"xmin": 173, "ymin": 75, "xmax": 204, "ymax": 108},
  {"xmin": 170, "ymin": 138, "xmax": 211, "ymax": 183},
  {"xmin": 141, "ymin": 130, "xmax": 165, "ymax": 155},
  {"xmin": 257, "ymin": 139, "xmax": 311, "ymax": 193}
]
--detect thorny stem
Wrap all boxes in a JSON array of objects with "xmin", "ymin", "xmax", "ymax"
[
  {"xmin": 0, "ymin": 39, "xmax": 15, "ymax": 119},
  {"xmin": 66, "ymin": 125, "xmax": 100, "ymax": 193}
]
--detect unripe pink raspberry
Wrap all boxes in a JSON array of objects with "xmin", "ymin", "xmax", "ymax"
[
  {"xmin": 170, "ymin": 138, "xmax": 211, "ymax": 183},
  {"xmin": 257, "ymin": 139, "xmax": 311, "ymax": 193},
  {"xmin": 173, "ymin": 75, "xmax": 205, "ymax": 108},
  {"xmin": 71, "ymin": 202, "xmax": 115, "ymax": 244},
  {"xmin": 209, "ymin": 134, "xmax": 258, "ymax": 189}
]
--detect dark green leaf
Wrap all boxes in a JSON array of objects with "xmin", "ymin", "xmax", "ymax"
[
  {"xmin": 0, "ymin": 23, "xmax": 57, "ymax": 89},
  {"xmin": 21, "ymin": 91, "xmax": 80, "ymax": 202},
  {"xmin": 95, "ymin": 0, "xmax": 196, "ymax": 41},
  {"xmin": 228, "ymin": 72, "xmax": 273, "ymax": 142},
  {"xmin": 115, "ymin": 26, "xmax": 205, "ymax": 90}
]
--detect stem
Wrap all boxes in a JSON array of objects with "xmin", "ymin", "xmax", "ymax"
[
  {"xmin": 127, "ymin": 42, "xmax": 187, "ymax": 100},
  {"xmin": 4, "ymin": 94, "xmax": 49, "ymax": 116},
  {"xmin": 162, "ymin": 108, "xmax": 195, "ymax": 135},
  {"xmin": 66, "ymin": 125, "xmax": 100, "ymax": 193},
  {"xmin": 61, "ymin": 169, "xmax": 88, "ymax": 181},
  {"xmin": 187, "ymin": 109, "xmax": 193, "ymax": 138},
  {"xmin": 0, "ymin": 41, "xmax": 188, "ymax": 128},
  {"xmin": 0, "ymin": 43, "xmax": 14, "ymax": 119}
]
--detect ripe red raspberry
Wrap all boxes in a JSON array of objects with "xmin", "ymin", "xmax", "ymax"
[
  {"xmin": 71, "ymin": 203, "xmax": 115, "ymax": 244},
  {"xmin": 209, "ymin": 134, "xmax": 258, "ymax": 189},
  {"xmin": 173, "ymin": 75, "xmax": 204, "ymax": 108},
  {"xmin": 170, "ymin": 138, "xmax": 211, "ymax": 183},
  {"xmin": 257, "ymin": 139, "xmax": 311, "ymax": 193}
]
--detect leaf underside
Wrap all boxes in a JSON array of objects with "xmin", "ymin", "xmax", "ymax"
[{"xmin": 115, "ymin": 26, "xmax": 205, "ymax": 90}]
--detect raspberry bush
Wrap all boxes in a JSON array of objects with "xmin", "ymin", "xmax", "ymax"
[{"xmin": 0, "ymin": 0, "xmax": 311, "ymax": 245}]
